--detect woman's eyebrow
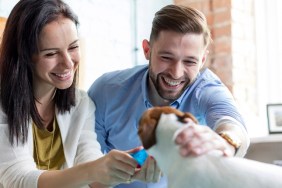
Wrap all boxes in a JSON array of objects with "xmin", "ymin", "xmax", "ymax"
[{"xmin": 40, "ymin": 39, "xmax": 79, "ymax": 52}]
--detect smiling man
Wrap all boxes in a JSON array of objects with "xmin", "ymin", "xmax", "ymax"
[{"xmin": 88, "ymin": 5, "xmax": 250, "ymax": 188}]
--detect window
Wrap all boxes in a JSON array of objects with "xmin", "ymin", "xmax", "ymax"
[{"xmin": 255, "ymin": 0, "xmax": 282, "ymax": 136}]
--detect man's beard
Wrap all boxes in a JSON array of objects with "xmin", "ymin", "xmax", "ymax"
[{"xmin": 148, "ymin": 65, "xmax": 191, "ymax": 102}]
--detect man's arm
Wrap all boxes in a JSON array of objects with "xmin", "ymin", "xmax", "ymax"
[{"xmin": 214, "ymin": 116, "xmax": 250, "ymax": 157}]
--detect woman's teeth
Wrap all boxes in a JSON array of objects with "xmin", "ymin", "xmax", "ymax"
[{"xmin": 54, "ymin": 71, "xmax": 70, "ymax": 78}]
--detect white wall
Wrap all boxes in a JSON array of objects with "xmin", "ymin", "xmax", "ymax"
[
  {"xmin": 134, "ymin": 0, "xmax": 173, "ymax": 65},
  {"xmin": 66, "ymin": 0, "xmax": 134, "ymax": 90},
  {"xmin": 254, "ymin": 0, "xmax": 282, "ymax": 137},
  {"xmin": 0, "ymin": 0, "xmax": 18, "ymax": 17}
]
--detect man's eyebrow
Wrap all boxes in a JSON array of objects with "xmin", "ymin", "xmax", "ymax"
[
  {"xmin": 158, "ymin": 50, "xmax": 173, "ymax": 55},
  {"xmin": 70, "ymin": 39, "xmax": 79, "ymax": 46},
  {"xmin": 184, "ymin": 56, "xmax": 199, "ymax": 61}
]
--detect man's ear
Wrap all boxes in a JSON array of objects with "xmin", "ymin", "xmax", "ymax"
[
  {"xmin": 200, "ymin": 50, "xmax": 209, "ymax": 69},
  {"xmin": 142, "ymin": 39, "xmax": 151, "ymax": 60}
]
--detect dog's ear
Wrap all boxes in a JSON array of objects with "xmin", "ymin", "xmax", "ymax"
[
  {"xmin": 138, "ymin": 116, "xmax": 158, "ymax": 149},
  {"xmin": 138, "ymin": 109, "xmax": 162, "ymax": 150},
  {"xmin": 138, "ymin": 107, "xmax": 198, "ymax": 149},
  {"xmin": 176, "ymin": 112, "xmax": 198, "ymax": 124},
  {"xmin": 183, "ymin": 112, "xmax": 198, "ymax": 124}
]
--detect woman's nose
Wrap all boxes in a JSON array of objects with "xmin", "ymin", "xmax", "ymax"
[{"xmin": 61, "ymin": 52, "xmax": 73, "ymax": 68}]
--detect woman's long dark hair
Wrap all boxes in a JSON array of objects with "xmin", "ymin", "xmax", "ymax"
[{"xmin": 0, "ymin": 0, "xmax": 79, "ymax": 145}]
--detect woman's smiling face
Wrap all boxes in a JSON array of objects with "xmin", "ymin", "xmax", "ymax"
[{"xmin": 32, "ymin": 16, "xmax": 80, "ymax": 93}]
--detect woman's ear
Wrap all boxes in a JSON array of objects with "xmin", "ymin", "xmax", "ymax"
[{"xmin": 142, "ymin": 39, "xmax": 151, "ymax": 60}]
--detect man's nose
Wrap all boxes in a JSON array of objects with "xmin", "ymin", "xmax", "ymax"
[{"xmin": 169, "ymin": 61, "xmax": 184, "ymax": 78}]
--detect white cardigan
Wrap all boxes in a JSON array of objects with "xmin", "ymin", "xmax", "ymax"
[{"xmin": 0, "ymin": 90, "xmax": 103, "ymax": 188}]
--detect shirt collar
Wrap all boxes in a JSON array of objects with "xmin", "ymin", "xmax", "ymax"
[{"xmin": 141, "ymin": 69, "xmax": 152, "ymax": 108}]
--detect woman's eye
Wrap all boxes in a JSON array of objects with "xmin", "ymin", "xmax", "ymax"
[{"xmin": 45, "ymin": 52, "xmax": 57, "ymax": 57}]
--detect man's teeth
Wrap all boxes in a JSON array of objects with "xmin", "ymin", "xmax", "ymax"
[
  {"xmin": 54, "ymin": 72, "xmax": 70, "ymax": 78},
  {"xmin": 164, "ymin": 78, "xmax": 181, "ymax": 86}
]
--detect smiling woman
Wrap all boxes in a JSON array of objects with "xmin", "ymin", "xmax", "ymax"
[{"xmin": 0, "ymin": 0, "xmax": 151, "ymax": 188}]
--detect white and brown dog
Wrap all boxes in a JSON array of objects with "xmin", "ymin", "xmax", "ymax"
[{"xmin": 138, "ymin": 106, "xmax": 282, "ymax": 188}]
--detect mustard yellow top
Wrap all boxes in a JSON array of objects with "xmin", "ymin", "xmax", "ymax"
[{"xmin": 32, "ymin": 117, "xmax": 65, "ymax": 170}]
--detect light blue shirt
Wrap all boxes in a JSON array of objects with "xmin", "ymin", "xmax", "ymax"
[{"xmin": 88, "ymin": 65, "xmax": 245, "ymax": 188}]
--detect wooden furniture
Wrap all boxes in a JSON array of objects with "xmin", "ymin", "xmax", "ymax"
[{"xmin": 0, "ymin": 17, "xmax": 7, "ymax": 43}]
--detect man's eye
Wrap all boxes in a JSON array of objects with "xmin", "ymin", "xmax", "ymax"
[
  {"xmin": 184, "ymin": 61, "xmax": 197, "ymax": 65},
  {"xmin": 161, "ymin": 56, "xmax": 172, "ymax": 60}
]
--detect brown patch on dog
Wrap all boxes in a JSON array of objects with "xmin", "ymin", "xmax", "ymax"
[{"xmin": 138, "ymin": 106, "xmax": 198, "ymax": 149}]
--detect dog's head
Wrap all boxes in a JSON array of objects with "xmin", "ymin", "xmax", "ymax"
[{"xmin": 138, "ymin": 106, "xmax": 198, "ymax": 150}]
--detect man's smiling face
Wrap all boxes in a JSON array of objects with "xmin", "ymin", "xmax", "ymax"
[{"xmin": 144, "ymin": 30, "xmax": 208, "ymax": 102}]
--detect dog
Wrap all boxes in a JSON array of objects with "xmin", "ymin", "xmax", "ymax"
[{"xmin": 138, "ymin": 106, "xmax": 282, "ymax": 188}]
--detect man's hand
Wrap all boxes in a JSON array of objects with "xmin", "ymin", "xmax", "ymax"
[
  {"xmin": 174, "ymin": 123, "xmax": 235, "ymax": 157},
  {"xmin": 131, "ymin": 156, "xmax": 161, "ymax": 183}
]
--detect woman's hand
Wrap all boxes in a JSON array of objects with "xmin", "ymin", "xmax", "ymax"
[
  {"xmin": 88, "ymin": 149, "xmax": 138, "ymax": 186},
  {"xmin": 88, "ymin": 147, "xmax": 161, "ymax": 186}
]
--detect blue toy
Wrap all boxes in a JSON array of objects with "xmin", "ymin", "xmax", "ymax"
[{"xmin": 130, "ymin": 149, "xmax": 148, "ymax": 166}]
